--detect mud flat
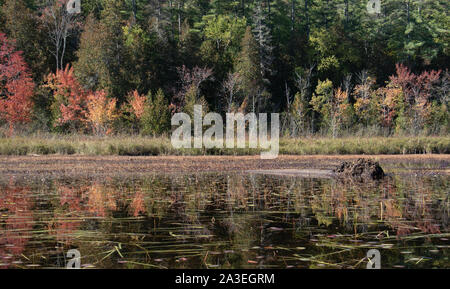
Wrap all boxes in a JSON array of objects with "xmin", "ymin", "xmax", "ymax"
[
  {"xmin": 249, "ymin": 158, "xmax": 387, "ymax": 179},
  {"xmin": 248, "ymin": 169, "xmax": 335, "ymax": 178},
  {"xmin": 0, "ymin": 154, "xmax": 448, "ymax": 179}
]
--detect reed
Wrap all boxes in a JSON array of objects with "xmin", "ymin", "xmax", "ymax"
[{"xmin": 0, "ymin": 135, "xmax": 448, "ymax": 155}]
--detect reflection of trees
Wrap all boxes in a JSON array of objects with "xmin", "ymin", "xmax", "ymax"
[
  {"xmin": 0, "ymin": 181, "xmax": 33, "ymax": 268},
  {"xmin": 84, "ymin": 183, "xmax": 118, "ymax": 217},
  {"xmin": 0, "ymin": 173, "xmax": 447, "ymax": 268},
  {"xmin": 130, "ymin": 190, "xmax": 146, "ymax": 217},
  {"xmin": 48, "ymin": 185, "xmax": 83, "ymax": 245},
  {"xmin": 308, "ymin": 176, "xmax": 447, "ymax": 238},
  {"xmin": 392, "ymin": 178, "xmax": 442, "ymax": 237}
]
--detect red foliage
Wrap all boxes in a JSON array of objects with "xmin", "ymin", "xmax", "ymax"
[
  {"xmin": 0, "ymin": 33, "xmax": 34, "ymax": 135},
  {"xmin": 46, "ymin": 64, "xmax": 89, "ymax": 130},
  {"xmin": 388, "ymin": 64, "xmax": 442, "ymax": 131},
  {"xmin": 0, "ymin": 182, "xmax": 33, "ymax": 268},
  {"xmin": 390, "ymin": 64, "xmax": 441, "ymax": 105},
  {"xmin": 173, "ymin": 65, "xmax": 213, "ymax": 110}
]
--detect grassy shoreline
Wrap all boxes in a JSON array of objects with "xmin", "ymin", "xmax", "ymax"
[{"xmin": 0, "ymin": 136, "xmax": 448, "ymax": 156}]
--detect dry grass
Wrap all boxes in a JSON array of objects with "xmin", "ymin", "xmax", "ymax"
[{"xmin": 0, "ymin": 135, "xmax": 448, "ymax": 156}]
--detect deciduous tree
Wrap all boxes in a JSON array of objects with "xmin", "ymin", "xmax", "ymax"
[
  {"xmin": 45, "ymin": 65, "xmax": 88, "ymax": 132},
  {"xmin": 0, "ymin": 33, "xmax": 35, "ymax": 136},
  {"xmin": 86, "ymin": 90, "xmax": 117, "ymax": 136}
]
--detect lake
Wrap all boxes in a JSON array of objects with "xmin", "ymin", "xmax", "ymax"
[{"xmin": 0, "ymin": 172, "xmax": 448, "ymax": 269}]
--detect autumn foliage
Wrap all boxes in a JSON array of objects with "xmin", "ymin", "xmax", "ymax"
[
  {"xmin": 46, "ymin": 65, "xmax": 118, "ymax": 134},
  {"xmin": 45, "ymin": 65, "xmax": 89, "ymax": 131},
  {"xmin": 0, "ymin": 33, "xmax": 34, "ymax": 135},
  {"xmin": 127, "ymin": 90, "xmax": 147, "ymax": 120},
  {"xmin": 388, "ymin": 64, "xmax": 442, "ymax": 132},
  {"xmin": 86, "ymin": 90, "xmax": 117, "ymax": 135}
]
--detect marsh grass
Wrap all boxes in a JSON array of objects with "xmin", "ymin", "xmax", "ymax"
[{"xmin": 0, "ymin": 135, "xmax": 448, "ymax": 156}]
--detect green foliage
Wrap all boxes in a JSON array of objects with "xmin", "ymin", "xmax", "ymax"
[
  {"xmin": 200, "ymin": 14, "xmax": 246, "ymax": 81},
  {"xmin": 74, "ymin": 14, "xmax": 110, "ymax": 92},
  {"xmin": 1, "ymin": 0, "xmax": 51, "ymax": 80},
  {"xmin": 234, "ymin": 26, "xmax": 261, "ymax": 107},
  {"xmin": 141, "ymin": 89, "xmax": 170, "ymax": 136},
  {"xmin": 310, "ymin": 79, "xmax": 333, "ymax": 130},
  {"xmin": 290, "ymin": 91, "xmax": 309, "ymax": 135},
  {"xmin": 183, "ymin": 86, "xmax": 209, "ymax": 120},
  {"xmin": 0, "ymin": 0, "xmax": 448, "ymax": 137}
]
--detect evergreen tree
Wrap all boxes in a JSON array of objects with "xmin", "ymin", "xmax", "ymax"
[
  {"xmin": 234, "ymin": 26, "xmax": 263, "ymax": 112},
  {"xmin": 141, "ymin": 89, "xmax": 171, "ymax": 135},
  {"xmin": 74, "ymin": 14, "xmax": 110, "ymax": 92},
  {"xmin": 2, "ymin": 0, "xmax": 51, "ymax": 80}
]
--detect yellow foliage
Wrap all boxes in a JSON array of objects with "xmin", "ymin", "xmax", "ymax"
[{"xmin": 86, "ymin": 90, "xmax": 117, "ymax": 135}]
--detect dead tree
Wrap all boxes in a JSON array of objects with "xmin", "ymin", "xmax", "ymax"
[{"xmin": 41, "ymin": 0, "xmax": 79, "ymax": 71}]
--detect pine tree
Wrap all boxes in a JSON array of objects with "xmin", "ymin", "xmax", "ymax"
[
  {"xmin": 74, "ymin": 14, "xmax": 110, "ymax": 92},
  {"xmin": 141, "ymin": 89, "xmax": 171, "ymax": 135},
  {"xmin": 2, "ymin": 0, "xmax": 51, "ymax": 80},
  {"xmin": 234, "ymin": 26, "xmax": 263, "ymax": 112},
  {"xmin": 200, "ymin": 14, "xmax": 247, "ymax": 82},
  {"xmin": 99, "ymin": 0, "xmax": 130, "ymax": 98}
]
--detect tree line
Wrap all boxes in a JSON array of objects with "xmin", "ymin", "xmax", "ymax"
[{"xmin": 0, "ymin": 0, "xmax": 448, "ymax": 137}]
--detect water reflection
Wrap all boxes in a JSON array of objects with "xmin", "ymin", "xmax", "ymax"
[{"xmin": 0, "ymin": 173, "xmax": 448, "ymax": 269}]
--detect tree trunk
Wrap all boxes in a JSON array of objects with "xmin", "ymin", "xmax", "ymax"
[
  {"xmin": 132, "ymin": 0, "xmax": 137, "ymax": 24},
  {"xmin": 304, "ymin": 0, "xmax": 309, "ymax": 39},
  {"xmin": 178, "ymin": 1, "xmax": 181, "ymax": 34},
  {"xmin": 291, "ymin": 0, "xmax": 295, "ymax": 31},
  {"xmin": 345, "ymin": 0, "xmax": 349, "ymax": 24}
]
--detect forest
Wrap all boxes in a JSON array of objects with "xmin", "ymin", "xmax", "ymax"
[
  {"xmin": 0, "ymin": 0, "xmax": 448, "ymax": 139},
  {"xmin": 0, "ymin": 0, "xmax": 449, "ymax": 272}
]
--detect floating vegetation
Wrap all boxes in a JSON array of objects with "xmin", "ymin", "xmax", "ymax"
[{"xmin": 0, "ymin": 172, "xmax": 448, "ymax": 269}]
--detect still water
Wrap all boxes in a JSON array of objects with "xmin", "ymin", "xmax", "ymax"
[{"xmin": 0, "ymin": 173, "xmax": 448, "ymax": 269}]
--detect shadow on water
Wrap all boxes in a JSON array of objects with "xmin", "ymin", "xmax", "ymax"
[{"xmin": 0, "ymin": 172, "xmax": 448, "ymax": 269}]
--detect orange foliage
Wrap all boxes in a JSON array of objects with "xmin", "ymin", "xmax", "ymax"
[
  {"xmin": 389, "ymin": 64, "xmax": 442, "ymax": 125},
  {"xmin": 373, "ymin": 85, "xmax": 403, "ymax": 128},
  {"xmin": 47, "ymin": 65, "xmax": 120, "ymax": 134},
  {"xmin": 333, "ymin": 87, "xmax": 349, "ymax": 118},
  {"xmin": 127, "ymin": 90, "xmax": 147, "ymax": 120},
  {"xmin": 85, "ymin": 184, "xmax": 117, "ymax": 217},
  {"xmin": 130, "ymin": 191, "xmax": 146, "ymax": 217}
]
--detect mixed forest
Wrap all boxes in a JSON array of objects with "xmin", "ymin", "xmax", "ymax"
[{"xmin": 0, "ymin": 0, "xmax": 449, "ymax": 138}]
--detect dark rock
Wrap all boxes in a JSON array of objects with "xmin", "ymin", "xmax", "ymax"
[{"xmin": 333, "ymin": 158, "xmax": 385, "ymax": 180}]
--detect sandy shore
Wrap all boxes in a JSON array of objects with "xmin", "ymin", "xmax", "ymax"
[{"xmin": 0, "ymin": 154, "xmax": 448, "ymax": 178}]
